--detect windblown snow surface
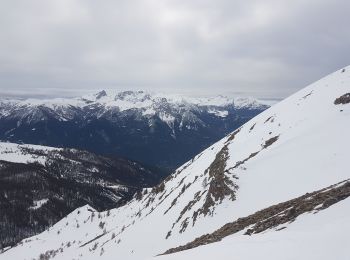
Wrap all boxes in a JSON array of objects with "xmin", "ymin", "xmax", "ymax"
[{"xmin": 1, "ymin": 67, "xmax": 349, "ymax": 260}]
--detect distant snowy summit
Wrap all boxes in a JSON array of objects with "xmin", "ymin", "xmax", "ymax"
[
  {"xmin": 0, "ymin": 91, "xmax": 268, "ymax": 170},
  {"xmin": 0, "ymin": 90, "xmax": 269, "ymax": 124},
  {"xmin": 82, "ymin": 90, "xmax": 268, "ymax": 110}
]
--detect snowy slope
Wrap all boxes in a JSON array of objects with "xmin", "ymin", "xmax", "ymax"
[
  {"xmin": 1, "ymin": 66, "xmax": 349, "ymax": 260},
  {"xmin": 157, "ymin": 198, "xmax": 350, "ymax": 260},
  {"xmin": 0, "ymin": 142, "xmax": 60, "ymax": 164}
]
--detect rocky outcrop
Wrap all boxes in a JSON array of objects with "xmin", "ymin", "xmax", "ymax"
[
  {"xmin": 334, "ymin": 93, "xmax": 350, "ymax": 105},
  {"xmin": 163, "ymin": 179, "xmax": 350, "ymax": 255}
]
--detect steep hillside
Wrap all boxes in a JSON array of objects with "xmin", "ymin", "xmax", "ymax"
[
  {"xmin": 1, "ymin": 66, "xmax": 349, "ymax": 260},
  {"xmin": 0, "ymin": 142, "xmax": 163, "ymax": 249},
  {"xmin": 0, "ymin": 92, "xmax": 268, "ymax": 170}
]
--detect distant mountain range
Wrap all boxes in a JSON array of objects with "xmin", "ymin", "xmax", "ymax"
[{"xmin": 0, "ymin": 91, "xmax": 269, "ymax": 171}]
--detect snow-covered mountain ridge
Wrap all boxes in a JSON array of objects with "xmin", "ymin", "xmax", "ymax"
[
  {"xmin": 1, "ymin": 66, "xmax": 349, "ymax": 260},
  {"xmin": 0, "ymin": 91, "xmax": 267, "ymax": 125},
  {"xmin": 0, "ymin": 91, "xmax": 268, "ymax": 170}
]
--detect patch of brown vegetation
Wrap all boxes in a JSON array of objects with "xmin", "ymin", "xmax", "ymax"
[
  {"xmin": 334, "ymin": 93, "xmax": 350, "ymax": 105},
  {"xmin": 162, "ymin": 180, "xmax": 350, "ymax": 255},
  {"xmin": 166, "ymin": 191, "xmax": 207, "ymax": 237},
  {"xmin": 166, "ymin": 133, "xmax": 279, "ymax": 234},
  {"xmin": 80, "ymin": 232, "xmax": 107, "ymax": 248},
  {"xmin": 170, "ymin": 127, "xmax": 257, "ymax": 232},
  {"xmin": 264, "ymin": 116, "xmax": 274, "ymax": 123},
  {"xmin": 164, "ymin": 183, "xmax": 192, "ymax": 215},
  {"xmin": 170, "ymin": 139, "xmax": 240, "ymax": 234},
  {"xmin": 302, "ymin": 91, "xmax": 313, "ymax": 99},
  {"xmin": 231, "ymin": 152, "xmax": 259, "ymax": 170},
  {"xmin": 200, "ymin": 145, "xmax": 238, "ymax": 216},
  {"xmin": 145, "ymin": 197, "xmax": 155, "ymax": 208},
  {"xmin": 179, "ymin": 218, "xmax": 189, "ymax": 233},
  {"xmin": 227, "ymin": 135, "xmax": 279, "ymax": 172},
  {"xmin": 134, "ymin": 190, "xmax": 143, "ymax": 201},
  {"xmin": 262, "ymin": 135, "xmax": 279, "ymax": 149},
  {"xmin": 143, "ymin": 177, "xmax": 193, "ymax": 221},
  {"xmin": 226, "ymin": 128, "xmax": 241, "ymax": 143},
  {"xmin": 165, "ymin": 231, "xmax": 172, "ymax": 239},
  {"xmin": 249, "ymin": 123, "xmax": 256, "ymax": 132},
  {"xmin": 171, "ymin": 191, "xmax": 203, "ymax": 228},
  {"xmin": 164, "ymin": 198, "xmax": 178, "ymax": 215},
  {"xmin": 163, "ymin": 174, "xmax": 174, "ymax": 184},
  {"xmin": 152, "ymin": 182, "xmax": 165, "ymax": 194}
]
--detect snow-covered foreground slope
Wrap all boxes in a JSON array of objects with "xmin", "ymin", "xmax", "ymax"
[
  {"xmin": 1, "ymin": 66, "xmax": 349, "ymax": 260},
  {"xmin": 158, "ymin": 198, "xmax": 350, "ymax": 260}
]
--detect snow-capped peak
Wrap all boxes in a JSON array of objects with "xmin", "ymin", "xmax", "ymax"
[
  {"xmin": 3, "ymin": 90, "xmax": 265, "ymax": 110},
  {"xmin": 80, "ymin": 90, "xmax": 265, "ymax": 109},
  {"xmin": 0, "ymin": 90, "xmax": 268, "ymax": 129}
]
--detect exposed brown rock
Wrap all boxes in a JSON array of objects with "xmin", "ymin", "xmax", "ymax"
[
  {"xmin": 262, "ymin": 135, "xmax": 279, "ymax": 149},
  {"xmin": 200, "ymin": 145, "xmax": 238, "ymax": 216},
  {"xmin": 249, "ymin": 123, "xmax": 256, "ymax": 132},
  {"xmin": 165, "ymin": 231, "xmax": 172, "ymax": 239},
  {"xmin": 334, "ymin": 93, "xmax": 350, "ymax": 105},
  {"xmin": 162, "ymin": 180, "xmax": 350, "ymax": 255},
  {"xmin": 179, "ymin": 218, "xmax": 189, "ymax": 233},
  {"xmin": 134, "ymin": 190, "xmax": 143, "ymax": 201},
  {"xmin": 169, "ymin": 138, "xmax": 240, "ymax": 234},
  {"xmin": 152, "ymin": 182, "xmax": 165, "ymax": 194},
  {"xmin": 227, "ymin": 136, "xmax": 279, "ymax": 172},
  {"xmin": 145, "ymin": 197, "xmax": 154, "ymax": 208},
  {"xmin": 302, "ymin": 91, "xmax": 313, "ymax": 99},
  {"xmin": 231, "ymin": 152, "xmax": 259, "ymax": 169},
  {"xmin": 264, "ymin": 116, "xmax": 274, "ymax": 123},
  {"xmin": 226, "ymin": 128, "xmax": 241, "ymax": 142},
  {"xmin": 171, "ymin": 191, "xmax": 203, "ymax": 229},
  {"xmin": 164, "ymin": 183, "xmax": 191, "ymax": 215}
]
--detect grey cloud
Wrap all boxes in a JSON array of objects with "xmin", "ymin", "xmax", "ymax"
[{"xmin": 0, "ymin": 0, "xmax": 349, "ymax": 99}]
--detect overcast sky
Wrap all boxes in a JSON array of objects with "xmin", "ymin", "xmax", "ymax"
[{"xmin": 0, "ymin": 0, "xmax": 349, "ymax": 99}]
